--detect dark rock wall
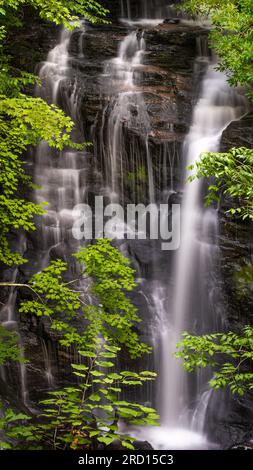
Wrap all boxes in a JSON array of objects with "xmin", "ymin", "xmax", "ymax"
[
  {"xmin": 205, "ymin": 113, "xmax": 253, "ymax": 448},
  {"xmin": 220, "ymin": 112, "xmax": 253, "ymax": 328}
]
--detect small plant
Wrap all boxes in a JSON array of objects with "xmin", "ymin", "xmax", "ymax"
[
  {"xmin": 127, "ymin": 166, "xmax": 147, "ymax": 183},
  {"xmin": 14, "ymin": 240, "xmax": 159, "ymax": 449},
  {"xmin": 0, "ymin": 406, "xmax": 39, "ymax": 450},
  {"xmin": 28, "ymin": 339, "xmax": 158, "ymax": 450},
  {"xmin": 0, "ymin": 325, "xmax": 21, "ymax": 365},
  {"xmin": 20, "ymin": 239, "xmax": 151, "ymax": 358},
  {"xmin": 0, "ymin": 340, "xmax": 158, "ymax": 450},
  {"xmin": 235, "ymin": 264, "xmax": 253, "ymax": 297}
]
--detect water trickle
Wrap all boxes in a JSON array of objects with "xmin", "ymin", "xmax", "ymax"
[
  {"xmin": 98, "ymin": 30, "xmax": 155, "ymax": 204},
  {"xmin": 120, "ymin": 0, "xmax": 175, "ymax": 21},
  {"xmin": 38, "ymin": 28, "xmax": 72, "ymax": 104},
  {"xmin": 191, "ymin": 389, "xmax": 213, "ymax": 433},
  {"xmin": 41, "ymin": 339, "xmax": 55, "ymax": 388},
  {"xmin": 0, "ymin": 234, "xmax": 30, "ymax": 406},
  {"xmin": 34, "ymin": 25, "xmax": 88, "ymax": 266}
]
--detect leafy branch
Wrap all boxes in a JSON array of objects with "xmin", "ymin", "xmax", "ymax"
[
  {"xmin": 176, "ymin": 326, "xmax": 253, "ymax": 396},
  {"xmin": 188, "ymin": 147, "xmax": 253, "ymax": 221}
]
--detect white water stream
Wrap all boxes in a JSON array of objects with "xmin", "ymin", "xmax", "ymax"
[{"xmin": 132, "ymin": 62, "xmax": 247, "ymax": 449}]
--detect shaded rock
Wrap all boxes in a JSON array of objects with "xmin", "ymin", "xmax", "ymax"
[
  {"xmin": 107, "ymin": 439, "xmax": 153, "ymax": 450},
  {"xmin": 203, "ymin": 111, "xmax": 253, "ymax": 448},
  {"xmin": 163, "ymin": 18, "xmax": 180, "ymax": 24},
  {"xmin": 221, "ymin": 112, "xmax": 253, "ymax": 150},
  {"xmin": 133, "ymin": 440, "xmax": 154, "ymax": 450},
  {"xmin": 231, "ymin": 441, "xmax": 253, "ymax": 450}
]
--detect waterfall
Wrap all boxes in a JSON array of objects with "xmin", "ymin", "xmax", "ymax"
[
  {"xmin": 0, "ymin": 234, "xmax": 29, "ymax": 406},
  {"xmin": 29, "ymin": 25, "xmax": 88, "ymax": 389},
  {"xmin": 0, "ymin": 28, "xmax": 79, "ymax": 406},
  {"xmin": 98, "ymin": 30, "xmax": 155, "ymax": 204},
  {"xmin": 162, "ymin": 63, "xmax": 247, "ymax": 428},
  {"xmin": 120, "ymin": 0, "xmax": 174, "ymax": 20},
  {"xmin": 34, "ymin": 25, "xmax": 87, "ymax": 269},
  {"xmin": 131, "ymin": 58, "xmax": 247, "ymax": 449},
  {"xmin": 94, "ymin": 7, "xmax": 249, "ymax": 448}
]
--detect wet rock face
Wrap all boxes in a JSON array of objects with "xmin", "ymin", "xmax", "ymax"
[
  {"xmin": 141, "ymin": 25, "xmax": 207, "ymax": 141},
  {"xmin": 72, "ymin": 21, "xmax": 202, "ymax": 137},
  {"xmin": 221, "ymin": 112, "xmax": 253, "ymax": 151},
  {"xmin": 219, "ymin": 111, "xmax": 253, "ymax": 328},
  {"xmin": 205, "ymin": 112, "xmax": 253, "ymax": 448},
  {"xmin": 206, "ymin": 389, "xmax": 253, "ymax": 449},
  {"xmin": 6, "ymin": 7, "xmax": 59, "ymax": 73},
  {"xmin": 69, "ymin": 21, "xmax": 208, "ymax": 200},
  {"xmin": 100, "ymin": 0, "xmax": 182, "ymax": 20}
]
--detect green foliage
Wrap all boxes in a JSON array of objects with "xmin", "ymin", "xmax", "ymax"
[
  {"xmin": 0, "ymin": 0, "xmax": 109, "ymax": 29},
  {"xmin": 74, "ymin": 239, "xmax": 151, "ymax": 358},
  {"xmin": 20, "ymin": 240, "xmax": 151, "ymax": 358},
  {"xmin": 0, "ymin": 341, "xmax": 158, "ymax": 450},
  {"xmin": 236, "ymin": 263, "xmax": 253, "ymax": 296},
  {"xmin": 18, "ymin": 340, "xmax": 158, "ymax": 450},
  {"xmin": 20, "ymin": 259, "xmax": 81, "ymax": 317},
  {"xmin": 13, "ymin": 241, "xmax": 158, "ymax": 450},
  {"xmin": 188, "ymin": 147, "xmax": 253, "ymax": 221},
  {"xmin": 176, "ymin": 326, "xmax": 253, "ymax": 396},
  {"xmin": 181, "ymin": 0, "xmax": 253, "ymax": 99},
  {"xmin": 0, "ymin": 406, "xmax": 38, "ymax": 450},
  {"xmin": 0, "ymin": 325, "xmax": 21, "ymax": 365},
  {"xmin": 127, "ymin": 166, "xmax": 147, "ymax": 183},
  {"xmin": 0, "ymin": 94, "xmax": 83, "ymax": 265},
  {"xmin": 0, "ymin": 0, "xmax": 108, "ymax": 266}
]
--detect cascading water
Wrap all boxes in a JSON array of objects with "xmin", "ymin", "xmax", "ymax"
[
  {"xmin": 120, "ymin": 0, "xmax": 175, "ymax": 21},
  {"xmin": 0, "ymin": 29, "xmax": 80, "ymax": 406},
  {"xmin": 80, "ymin": 6, "xmax": 248, "ymax": 449},
  {"xmin": 98, "ymin": 29, "xmax": 155, "ymax": 204},
  {"xmin": 0, "ymin": 234, "xmax": 29, "ymax": 406},
  {"xmin": 162, "ymin": 63, "xmax": 247, "ymax": 428},
  {"xmin": 35, "ymin": 27, "xmax": 86, "ymax": 267},
  {"xmin": 130, "ymin": 58, "xmax": 247, "ymax": 449},
  {"xmin": 29, "ymin": 25, "xmax": 89, "ymax": 390}
]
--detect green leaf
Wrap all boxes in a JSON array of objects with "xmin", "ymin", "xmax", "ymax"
[
  {"xmin": 78, "ymin": 350, "xmax": 97, "ymax": 358},
  {"xmin": 71, "ymin": 364, "xmax": 89, "ymax": 371},
  {"xmin": 89, "ymin": 393, "xmax": 101, "ymax": 402},
  {"xmin": 95, "ymin": 361, "xmax": 114, "ymax": 368},
  {"xmin": 121, "ymin": 440, "xmax": 135, "ymax": 450}
]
